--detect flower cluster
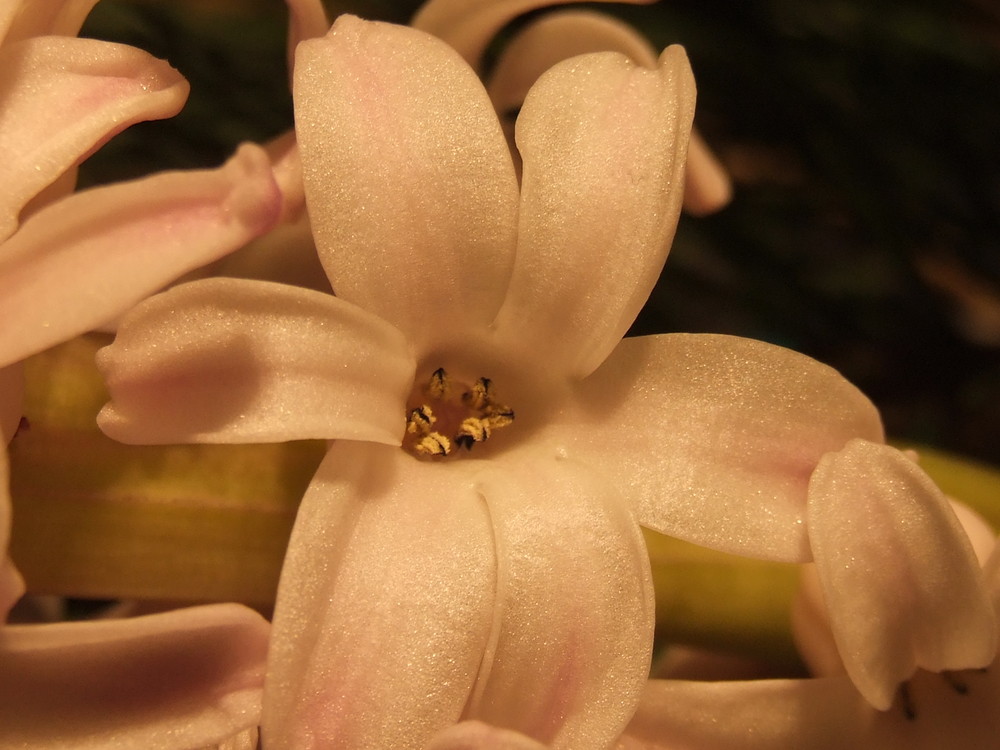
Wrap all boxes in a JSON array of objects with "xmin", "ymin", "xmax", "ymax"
[{"xmin": 2, "ymin": 0, "xmax": 997, "ymax": 749}]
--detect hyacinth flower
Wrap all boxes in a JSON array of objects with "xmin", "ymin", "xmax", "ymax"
[
  {"xmin": 605, "ymin": 441, "xmax": 1000, "ymax": 749},
  {"xmin": 97, "ymin": 16, "xmax": 882, "ymax": 749}
]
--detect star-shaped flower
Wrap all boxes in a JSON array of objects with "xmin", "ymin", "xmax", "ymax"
[{"xmin": 98, "ymin": 17, "xmax": 881, "ymax": 749}]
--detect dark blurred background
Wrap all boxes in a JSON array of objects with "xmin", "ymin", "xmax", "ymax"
[{"xmin": 79, "ymin": 0, "xmax": 1000, "ymax": 465}]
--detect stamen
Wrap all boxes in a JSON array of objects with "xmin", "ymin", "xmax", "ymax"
[
  {"xmin": 484, "ymin": 406, "xmax": 514, "ymax": 430},
  {"xmin": 462, "ymin": 377, "xmax": 493, "ymax": 411},
  {"xmin": 428, "ymin": 368, "xmax": 450, "ymax": 400},
  {"xmin": 942, "ymin": 671, "xmax": 969, "ymax": 695},
  {"xmin": 405, "ymin": 369, "xmax": 515, "ymax": 459},
  {"xmin": 415, "ymin": 432, "xmax": 451, "ymax": 457},
  {"xmin": 898, "ymin": 682, "xmax": 917, "ymax": 721},
  {"xmin": 406, "ymin": 405, "xmax": 436, "ymax": 435},
  {"xmin": 456, "ymin": 416, "xmax": 492, "ymax": 450}
]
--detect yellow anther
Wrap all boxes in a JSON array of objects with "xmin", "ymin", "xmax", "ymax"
[
  {"xmin": 414, "ymin": 432, "xmax": 451, "ymax": 457},
  {"xmin": 455, "ymin": 416, "xmax": 492, "ymax": 450},
  {"xmin": 462, "ymin": 377, "xmax": 493, "ymax": 411},
  {"xmin": 484, "ymin": 405, "xmax": 514, "ymax": 430},
  {"xmin": 406, "ymin": 405, "xmax": 436, "ymax": 435},
  {"xmin": 427, "ymin": 368, "xmax": 450, "ymax": 400}
]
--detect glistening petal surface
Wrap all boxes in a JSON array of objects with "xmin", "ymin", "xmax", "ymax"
[
  {"xmin": 294, "ymin": 17, "xmax": 518, "ymax": 354},
  {"xmin": 262, "ymin": 442, "xmax": 496, "ymax": 750},
  {"xmin": 0, "ymin": 144, "xmax": 281, "ymax": 368},
  {"xmin": 0, "ymin": 603, "xmax": 269, "ymax": 750},
  {"xmin": 0, "ymin": 36, "xmax": 188, "ymax": 239},
  {"xmin": 465, "ymin": 454, "xmax": 653, "ymax": 749},
  {"xmin": 558, "ymin": 334, "xmax": 884, "ymax": 561},
  {"xmin": 806, "ymin": 439, "xmax": 997, "ymax": 710},
  {"xmin": 98, "ymin": 278, "xmax": 414, "ymax": 445},
  {"xmin": 493, "ymin": 47, "xmax": 694, "ymax": 379}
]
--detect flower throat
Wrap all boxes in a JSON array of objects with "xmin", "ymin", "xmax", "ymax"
[{"xmin": 404, "ymin": 368, "xmax": 514, "ymax": 458}]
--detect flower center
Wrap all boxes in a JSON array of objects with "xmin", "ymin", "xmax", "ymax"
[{"xmin": 403, "ymin": 368, "xmax": 514, "ymax": 459}]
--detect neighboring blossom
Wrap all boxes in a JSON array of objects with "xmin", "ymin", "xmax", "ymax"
[
  {"xmin": 604, "ymin": 443, "xmax": 1000, "ymax": 750},
  {"xmin": 0, "ymin": 0, "xmax": 188, "ymax": 240},
  {"xmin": 98, "ymin": 17, "xmax": 881, "ymax": 750}
]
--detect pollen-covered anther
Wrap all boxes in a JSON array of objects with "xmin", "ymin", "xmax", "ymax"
[
  {"xmin": 415, "ymin": 432, "xmax": 451, "ymax": 457},
  {"xmin": 405, "ymin": 368, "xmax": 515, "ymax": 459},
  {"xmin": 407, "ymin": 405, "xmax": 436, "ymax": 435},
  {"xmin": 456, "ymin": 416, "xmax": 491, "ymax": 450},
  {"xmin": 462, "ymin": 377, "xmax": 493, "ymax": 411},
  {"xmin": 427, "ymin": 367, "xmax": 451, "ymax": 400}
]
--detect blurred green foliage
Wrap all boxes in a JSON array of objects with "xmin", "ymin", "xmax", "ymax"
[{"xmin": 79, "ymin": 0, "xmax": 1000, "ymax": 464}]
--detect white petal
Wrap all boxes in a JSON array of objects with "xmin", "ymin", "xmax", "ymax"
[
  {"xmin": 284, "ymin": 0, "xmax": 328, "ymax": 74},
  {"xmin": 492, "ymin": 47, "xmax": 694, "ymax": 379},
  {"xmin": 560, "ymin": 334, "xmax": 884, "ymax": 561},
  {"xmin": 0, "ymin": 143, "xmax": 281, "ymax": 368},
  {"xmin": 262, "ymin": 442, "xmax": 496, "ymax": 750},
  {"xmin": 465, "ymin": 454, "xmax": 653, "ymax": 749},
  {"xmin": 0, "ymin": 604, "xmax": 269, "ymax": 750},
  {"xmin": 0, "ymin": 37, "xmax": 188, "ymax": 239},
  {"xmin": 294, "ymin": 16, "xmax": 519, "ymax": 355},
  {"xmin": 807, "ymin": 439, "xmax": 997, "ymax": 710},
  {"xmin": 98, "ymin": 278, "xmax": 415, "ymax": 445},
  {"xmin": 411, "ymin": 0, "xmax": 655, "ymax": 68}
]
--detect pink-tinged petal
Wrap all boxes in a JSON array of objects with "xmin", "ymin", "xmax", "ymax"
[
  {"xmin": 982, "ymin": 535, "xmax": 1000, "ymax": 615},
  {"xmin": 1, "ymin": 447, "xmax": 26, "ymax": 620},
  {"xmin": 492, "ymin": 48, "xmax": 694, "ymax": 380},
  {"xmin": 0, "ymin": 603, "xmax": 269, "ymax": 749},
  {"xmin": 294, "ymin": 16, "xmax": 519, "ymax": 355},
  {"xmin": 0, "ymin": 143, "xmax": 281, "ymax": 368},
  {"xmin": 213, "ymin": 211, "xmax": 330, "ymax": 294},
  {"xmin": 98, "ymin": 278, "xmax": 414, "ymax": 445},
  {"xmin": 428, "ymin": 721, "xmax": 550, "ymax": 750},
  {"xmin": 262, "ymin": 442, "xmax": 496, "ymax": 750},
  {"xmin": 791, "ymin": 564, "xmax": 849, "ymax": 680},
  {"xmin": 0, "ymin": 362, "xmax": 23, "ymax": 444},
  {"xmin": 0, "ymin": 37, "xmax": 189, "ymax": 239},
  {"xmin": 263, "ymin": 129, "xmax": 307, "ymax": 223},
  {"xmin": 806, "ymin": 439, "xmax": 997, "ymax": 710},
  {"xmin": 558, "ymin": 334, "xmax": 884, "ymax": 561},
  {"xmin": 411, "ymin": 0, "xmax": 655, "ymax": 68},
  {"xmin": 947, "ymin": 499, "xmax": 997, "ymax": 565},
  {"xmin": 0, "ymin": 0, "xmax": 97, "ymax": 45},
  {"xmin": 0, "ymin": 555, "xmax": 23, "ymax": 622},
  {"xmin": 683, "ymin": 129, "xmax": 733, "ymax": 216},
  {"xmin": 284, "ymin": 0, "xmax": 328, "ymax": 74},
  {"xmin": 465, "ymin": 455, "xmax": 653, "ymax": 749}
]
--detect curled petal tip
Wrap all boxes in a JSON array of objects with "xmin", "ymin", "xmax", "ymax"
[{"xmin": 222, "ymin": 143, "xmax": 284, "ymax": 237}]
